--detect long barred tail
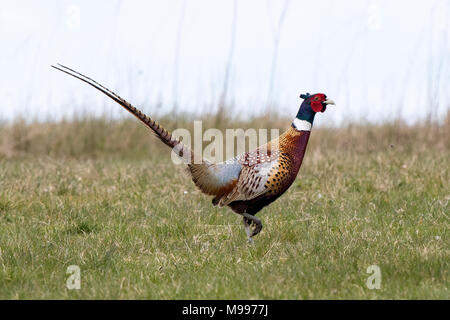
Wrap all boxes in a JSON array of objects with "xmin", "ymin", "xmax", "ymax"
[
  {"xmin": 51, "ymin": 64, "xmax": 192, "ymax": 159},
  {"xmin": 51, "ymin": 64, "xmax": 224, "ymax": 197}
]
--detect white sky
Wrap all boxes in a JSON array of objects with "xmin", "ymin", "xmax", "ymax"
[{"xmin": 0, "ymin": 0, "xmax": 449, "ymax": 126}]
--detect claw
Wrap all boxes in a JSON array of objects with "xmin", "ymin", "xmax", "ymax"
[{"xmin": 250, "ymin": 221, "xmax": 263, "ymax": 237}]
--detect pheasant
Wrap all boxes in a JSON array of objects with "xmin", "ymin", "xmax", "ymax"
[{"xmin": 51, "ymin": 64, "xmax": 335, "ymax": 242}]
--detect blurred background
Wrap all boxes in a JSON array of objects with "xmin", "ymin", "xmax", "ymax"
[{"xmin": 0, "ymin": 0, "xmax": 449, "ymax": 126}]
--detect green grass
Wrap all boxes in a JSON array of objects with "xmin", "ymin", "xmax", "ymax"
[{"xmin": 0, "ymin": 118, "xmax": 448, "ymax": 299}]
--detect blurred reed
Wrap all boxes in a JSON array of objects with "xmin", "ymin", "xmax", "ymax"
[{"xmin": 0, "ymin": 109, "xmax": 448, "ymax": 160}]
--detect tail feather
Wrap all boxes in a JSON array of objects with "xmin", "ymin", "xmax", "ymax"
[
  {"xmin": 51, "ymin": 64, "xmax": 185, "ymax": 153},
  {"xmin": 52, "ymin": 64, "xmax": 238, "ymax": 198}
]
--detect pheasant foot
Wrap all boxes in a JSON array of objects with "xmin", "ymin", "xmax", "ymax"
[{"xmin": 242, "ymin": 213, "xmax": 263, "ymax": 238}]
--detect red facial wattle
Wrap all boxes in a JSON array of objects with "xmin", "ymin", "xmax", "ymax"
[
  {"xmin": 311, "ymin": 100, "xmax": 323, "ymax": 113},
  {"xmin": 310, "ymin": 93, "xmax": 327, "ymax": 112}
]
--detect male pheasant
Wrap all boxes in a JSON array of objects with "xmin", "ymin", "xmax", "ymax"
[{"xmin": 52, "ymin": 64, "xmax": 335, "ymax": 242}]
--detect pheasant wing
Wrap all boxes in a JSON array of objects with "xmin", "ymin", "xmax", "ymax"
[{"xmin": 216, "ymin": 142, "xmax": 280, "ymax": 206}]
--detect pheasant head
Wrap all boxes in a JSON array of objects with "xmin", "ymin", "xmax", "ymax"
[{"xmin": 296, "ymin": 93, "xmax": 335, "ymax": 125}]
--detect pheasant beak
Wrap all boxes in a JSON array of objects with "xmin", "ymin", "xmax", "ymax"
[{"xmin": 323, "ymin": 99, "xmax": 335, "ymax": 105}]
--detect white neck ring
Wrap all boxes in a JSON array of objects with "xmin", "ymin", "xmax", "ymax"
[{"xmin": 292, "ymin": 118, "xmax": 312, "ymax": 131}]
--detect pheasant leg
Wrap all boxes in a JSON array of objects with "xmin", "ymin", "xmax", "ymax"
[
  {"xmin": 242, "ymin": 213, "xmax": 263, "ymax": 238},
  {"xmin": 242, "ymin": 217, "xmax": 254, "ymax": 243}
]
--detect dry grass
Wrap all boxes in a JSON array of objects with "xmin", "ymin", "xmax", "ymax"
[{"xmin": 1, "ymin": 112, "xmax": 449, "ymax": 159}]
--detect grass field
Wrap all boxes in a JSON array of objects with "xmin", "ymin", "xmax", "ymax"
[{"xmin": 0, "ymin": 115, "xmax": 448, "ymax": 299}]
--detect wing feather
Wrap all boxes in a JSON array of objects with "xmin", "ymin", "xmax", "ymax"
[{"xmin": 217, "ymin": 141, "xmax": 281, "ymax": 206}]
